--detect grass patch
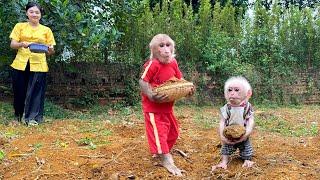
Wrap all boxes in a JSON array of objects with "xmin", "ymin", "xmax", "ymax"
[
  {"xmin": 189, "ymin": 106, "xmax": 218, "ymax": 129},
  {"xmin": 44, "ymin": 101, "xmax": 75, "ymax": 119},
  {"xmin": 0, "ymin": 100, "xmax": 142, "ymax": 123},
  {"xmin": 2, "ymin": 130, "xmax": 20, "ymax": 139},
  {"xmin": 77, "ymin": 137, "xmax": 97, "ymax": 149},
  {"xmin": 107, "ymin": 104, "xmax": 142, "ymax": 123},
  {"xmin": 76, "ymin": 121, "xmax": 113, "ymax": 148},
  {"xmin": 1, "ymin": 100, "xmax": 319, "ymax": 138},
  {"xmin": 0, "ymin": 102, "xmax": 15, "ymax": 125},
  {"xmin": 255, "ymin": 112, "xmax": 318, "ymax": 137},
  {"xmin": 76, "ymin": 136, "xmax": 110, "ymax": 149},
  {"xmin": 54, "ymin": 140, "xmax": 69, "ymax": 148},
  {"xmin": 0, "ymin": 150, "xmax": 5, "ymax": 161},
  {"xmin": 32, "ymin": 143, "xmax": 43, "ymax": 151},
  {"xmin": 78, "ymin": 121, "xmax": 112, "ymax": 135},
  {"xmin": 0, "ymin": 101, "xmax": 74, "ymax": 124}
]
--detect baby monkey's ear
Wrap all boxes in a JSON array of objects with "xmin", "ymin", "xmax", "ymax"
[{"xmin": 247, "ymin": 90, "xmax": 252, "ymax": 99}]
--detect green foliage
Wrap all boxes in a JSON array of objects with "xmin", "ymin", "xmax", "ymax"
[
  {"xmin": 44, "ymin": 101, "xmax": 74, "ymax": 119},
  {"xmin": 0, "ymin": 0, "xmax": 120, "ymax": 63},
  {"xmin": 123, "ymin": 77, "xmax": 140, "ymax": 106},
  {"xmin": 41, "ymin": 0, "xmax": 120, "ymax": 62},
  {"xmin": 32, "ymin": 143, "xmax": 43, "ymax": 151},
  {"xmin": 0, "ymin": 1, "xmax": 23, "ymax": 60},
  {"xmin": 76, "ymin": 126, "xmax": 112, "ymax": 149},
  {"xmin": 255, "ymin": 108, "xmax": 318, "ymax": 137},
  {"xmin": 0, "ymin": 102, "xmax": 15, "ymax": 125},
  {"xmin": 1, "ymin": 0, "xmax": 320, "ymax": 105},
  {"xmin": 0, "ymin": 150, "xmax": 5, "ymax": 161},
  {"xmin": 77, "ymin": 137, "xmax": 97, "ymax": 149},
  {"xmin": 68, "ymin": 94, "xmax": 98, "ymax": 108},
  {"xmin": 203, "ymin": 32, "xmax": 252, "ymax": 78},
  {"xmin": 192, "ymin": 108, "xmax": 218, "ymax": 129},
  {"xmin": 256, "ymin": 115, "xmax": 318, "ymax": 137},
  {"xmin": 54, "ymin": 139, "xmax": 69, "ymax": 148},
  {"xmin": 117, "ymin": 0, "xmax": 320, "ymax": 104}
]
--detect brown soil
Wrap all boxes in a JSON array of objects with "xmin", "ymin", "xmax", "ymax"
[{"xmin": 0, "ymin": 105, "xmax": 319, "ymax": 179}]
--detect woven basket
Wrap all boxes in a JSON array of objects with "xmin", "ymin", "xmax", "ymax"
[
  {"xmin": 223, "ymin": 124, "xmax": 246, "ymax": 140},
  {"xmin": 153, "ymin": 79, "xmax": 194, "ymax": 102}
]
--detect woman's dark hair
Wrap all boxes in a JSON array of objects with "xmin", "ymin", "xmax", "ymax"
[{"xmin": 26, "ymin": 2, "xmax": 44, "ymax": 14}]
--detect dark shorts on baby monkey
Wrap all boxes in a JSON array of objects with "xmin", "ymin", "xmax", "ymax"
[{"xmin": 221, "ymin": 138, "xmax": 253, "ymax": 160}]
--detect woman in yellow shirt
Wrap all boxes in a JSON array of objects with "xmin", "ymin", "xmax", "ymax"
[{"xmin": 10, "ymin": 2, "xmax": 56, "ymax": 126}]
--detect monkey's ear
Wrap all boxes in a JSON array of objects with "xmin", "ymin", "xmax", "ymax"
[{"xmin": 247, "ymin": 90, "xmax": 252, "ymax": 99}]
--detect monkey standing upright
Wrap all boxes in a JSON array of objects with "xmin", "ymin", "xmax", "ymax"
[
  {"xmin": 139, "ymin": 34, "xmax": 194, "ymax": 176},
  {"xmin": 212, "ymin": 76, "xmax": 255, "ymax": 171}
]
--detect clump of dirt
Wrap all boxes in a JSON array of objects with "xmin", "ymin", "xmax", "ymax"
[
  {"xmin": 223, "ymin": 124, "xmax": 246, "ymax": 140},
  {"xmin": 0, "ymin": 106, "xmax": 319, "ymax": 179}
]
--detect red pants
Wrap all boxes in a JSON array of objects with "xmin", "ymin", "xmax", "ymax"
[{"xmin": 144, "ymin": 112, "xmax": 179, "ymax": 154}]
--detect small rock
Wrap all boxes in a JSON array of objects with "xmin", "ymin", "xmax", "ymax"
[{"xmin": 109, "ymin": 172, "xmax": 119, "ymax": 180}]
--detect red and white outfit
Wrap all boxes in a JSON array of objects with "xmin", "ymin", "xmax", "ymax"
[{"xmin": 141, "ymin": 58, "xmax": 182, "ymax": 154}]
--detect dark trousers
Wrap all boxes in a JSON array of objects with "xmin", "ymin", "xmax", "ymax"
[{"xmin": 11, "ymin": 62, "xmax": 47, "ymax": 123}]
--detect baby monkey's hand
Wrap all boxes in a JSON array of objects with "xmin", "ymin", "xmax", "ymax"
[{"xmin": 221, "ymin": 135, "xmax": 235, "ymax": 145}]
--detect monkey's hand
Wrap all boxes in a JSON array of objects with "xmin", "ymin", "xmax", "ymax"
[
  {"xmin": 148, "ymin": 92, "xmax": 169, "ymax": 103},
  {"xmin": 229, "ymin": 135, "xmax": 248, "ymax": 144},
  {"xmin": 221, "ymin": 135, "xmax": 236, "ymax": 145},
  {"xmin": 187, "ymin": 86, "xmax": 195, "ymax": 97},
  {"xmin": 167, "ymin": 77, "xmax": 180, "ymax": 82},
  {"xmin": 140, "ymin": 79, "xmax": 169, "ymax": 103}
]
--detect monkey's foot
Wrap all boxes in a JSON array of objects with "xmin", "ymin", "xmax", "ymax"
[
  {"xmin": 211, "ymin": 162, "xmax": 228, "ymax": 171},
  {"xmin": 161, "ymin": 160, "xmax": 183, "ymax": 176},
  {"xmin": 242, "ymin": 160, "xmax": 255, "ymax": 168}
]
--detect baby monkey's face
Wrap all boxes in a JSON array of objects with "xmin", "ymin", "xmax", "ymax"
[
  {"xmin": 226, "ymin": 82, "xmax": 247, "ymax": 106},
  {"xmin": 155, "ymin": 39, "xmax": 174, "ymax": 64}
]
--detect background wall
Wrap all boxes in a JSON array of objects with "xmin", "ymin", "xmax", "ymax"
[{"xmin": 1, "ymin": 63, "xmax": 319, "ymax": 106}]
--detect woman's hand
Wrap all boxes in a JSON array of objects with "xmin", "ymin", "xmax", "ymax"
[
  {"xmin": 47, "ymin": 45, "xmax": 55, "ymax": 55},
  {"xmin": 20, "ymin": 42, "xmax": 30, "ymax": 48},
  {"xmin": 10, "ymin": 40, "xmax": 30, "ymax": 49}
]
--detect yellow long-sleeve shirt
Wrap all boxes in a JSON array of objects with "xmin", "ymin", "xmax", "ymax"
[{"xmin": 10, "ymin": 22, "xmax": 56, "ymax": 72}]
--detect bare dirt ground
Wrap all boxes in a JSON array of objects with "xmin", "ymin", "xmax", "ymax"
[{"xmin": 0, "ymin": 105, "xmax": 319, "ymax": 179}]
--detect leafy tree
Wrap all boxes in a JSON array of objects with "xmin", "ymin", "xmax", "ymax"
[
  {"xmin": 2, "ymin": 0, "xmax": 320, "ymax": 105},
  {"xmin": 0, "ymin": 0, "xmax": 120, "ymax": 63}
]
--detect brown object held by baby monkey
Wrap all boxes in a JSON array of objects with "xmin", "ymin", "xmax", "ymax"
[{"xmin": 223, "ymin": 124, "xmax": 246, "ymax": 140}]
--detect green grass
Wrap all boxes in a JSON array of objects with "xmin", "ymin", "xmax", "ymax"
[
  {"xmin": 0, "ymin": 150, "xmax": 5, "ymax": 161},
  {"xmin": 0, "ymin": 101, "xmax": 74, "ymax": 125},
  {"xmin": 44, "ymin": 101, "xmax": 74, "ymax": 119},
  {"xmin": 32, "ymin": 143, "xmax": 43, "ymax": 151},
  {"xmin": 0, "ymin": 100, "xmax": 142, "ymax": 124},
  {"xmin": 2, "ymin": 130, "xmax": 20, "ymax": 139},
  {"xmin": 178, "ymin": 105, "xmax": 218, "ymax": 129},
  {"xmin": 0, "ymin": 102, "xmax": 15, "ymax": 125},
  {"xmin": 54, "ymin": 139, "xmax": 69, "ymax": 148},
  {"xmin": 76, "ymin": 136, "xmax": 110, "ymax": 150},
  {"xmin": 78, "ymin": 121, "xmax": 113, "ymax": 136},
  {"xmin": 255, "ymin": 112, "xmax": 318, "ymax": 137},
  {"xmin": 1, "ymin": 100, "xmax": 319, "ymax": 137}
]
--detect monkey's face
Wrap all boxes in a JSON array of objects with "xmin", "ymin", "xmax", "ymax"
[
  {"xmin": 154, "ymin": 39, "xmax": 174, "ymax": 64},
  {"xmin": 226, "ymin": 82, "xmax": 247, "ymax": 105}
]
